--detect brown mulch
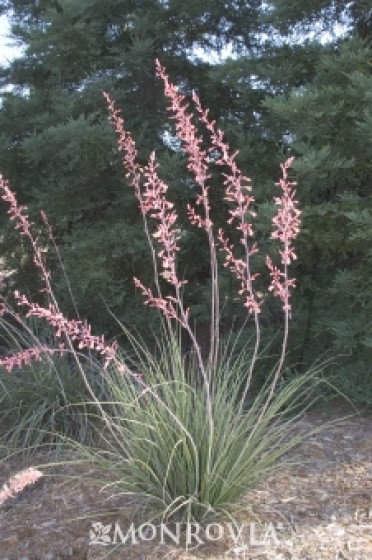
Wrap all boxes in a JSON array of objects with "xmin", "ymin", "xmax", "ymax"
[{"xmin": 0, "ymin": 407, "xmax": 371, "ymax": 560}]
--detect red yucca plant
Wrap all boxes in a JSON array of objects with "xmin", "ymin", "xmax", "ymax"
[{"xmin": 0, "ymin": 62, "xmax": 314, "ymax": 523}]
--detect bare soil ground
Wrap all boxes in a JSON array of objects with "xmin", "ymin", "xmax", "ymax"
[{"xmin": 0, "ymin": 407, "xmax": 371, "ymax": 560}]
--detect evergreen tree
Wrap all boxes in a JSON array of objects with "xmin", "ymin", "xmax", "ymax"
[
  {"xmin": 263, "ymin": 3, "xmax": 372, "ymax": 403},
  {"xmin": 205, "ymin": 0, "xmax": 372, "ymax": 401},
  {"xmin": 0, "ymin": 0, "xmax": 265, "ymax": 336}
]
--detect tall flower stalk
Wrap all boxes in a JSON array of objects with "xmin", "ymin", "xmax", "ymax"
[
  {"xmin": 0, "ymin": 174, "xmax": 127, "ymax": 452},
  {"xmin": 241, "ymin": 159, "xmax": 301, "ymax": 447},
  {"xmin": 155, "ymin": 60, "xmax": 220, "ymax": 374},
  {"xmin": 102, "ymin": 94, "xmax": 166, "ymax": 317},
  {"xmin": 265, "ymin": 157, "xmax": 301, "ymax": 404},
  {"xmin": 104, "ymin": 94, "xmax": 216, "ymax": 475},
  {"xmin": 190, "ymin": 87, "xmax": 262, "ymax": 403}
]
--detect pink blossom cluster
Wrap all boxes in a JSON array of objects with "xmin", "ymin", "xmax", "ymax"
[
  {"xmin": 0, "ymin": 467, "xmax": 43, "ymax": 506},
  {"xmin": 191, "ymin": 91, "xmax": 256, "ymax": 234},
  {"xmin": 142, "ymin": 153, "xmax": 185, "ymax": 288},
  {"xmin": 271, "ymin": 158, "xmax": 300, "ymax": 265},
  {"xmin": 266, "ymin": 158, "xmax": 301, "ymax": 313},
  {"xmin": 156, "ymin": 60, "xmax": 213, "ymax": 232},
  {"xmin": 0, "ymin": 175, "xmax": 34, "ymax": 239},
  {"xmin": 0, "ymin": 345, "xmax": 55, "ymax": 373},
  {"xmin": 0, "ymin": 176, "xmax": 51, "ymax": 286},
  {"xmin": 103, "ymin": 92, "xmax": 143, "ymax": 204},
  {"xmin": 218, "ymin": 230, "xmax": 261, "ymax": 314},
  {"xmin": 13, "ymin": 291, "xmax": 118, "ymax": 367},
  {"xmin": 133, "ymin": 277, "xmax": 180, "ymax": 320}
]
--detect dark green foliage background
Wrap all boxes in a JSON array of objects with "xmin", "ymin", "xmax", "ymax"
[{"xmin": 0, "ymin": 0, "xmax": 371, "ymax": 404}]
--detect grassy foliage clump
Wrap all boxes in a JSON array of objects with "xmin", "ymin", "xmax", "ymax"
[{"xmin": 69, "ymin": 330, "xmax": 324, "ymax": 523}]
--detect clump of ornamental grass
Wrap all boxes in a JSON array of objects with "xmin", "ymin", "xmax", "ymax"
[
  {"xmin": 0, "ymin": 312, "xmax": 108, "ymax": 451},
  {"xmin": 0, "ymin": 61, "xmax": 330, "ymax": 524}
]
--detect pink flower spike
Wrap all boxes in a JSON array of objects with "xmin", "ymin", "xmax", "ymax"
[
  {"xmin": 0, "ymin": 467, "xmax": 43, "ymax": 507},
  {"xmin": 0, "ymin": 345, "xmax": 60, "ymax": 373},
  {"xmin": 11, "ymin": 290, "xmax": 118, "ymax": 368},
  {"xmin": 155, "ymin": 60, "xmax": 213, "ymax": 235},
  {"xmin": 0, "ymin": 177, "xmax": 51, "ymax": 289},
  {"xmin": 218, "ymin": 229, "xmax": 261, "ymax": 315},
  {"xmin": 267, "ymin": 158, "xmax": 300, "ymax": 315}
]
